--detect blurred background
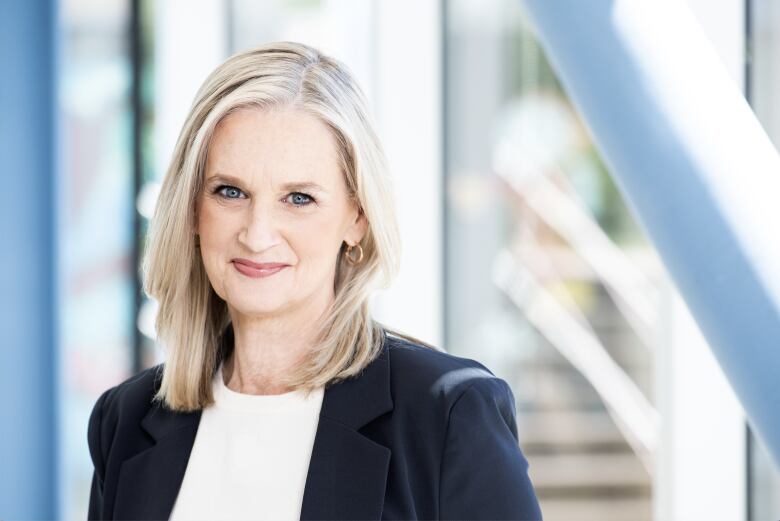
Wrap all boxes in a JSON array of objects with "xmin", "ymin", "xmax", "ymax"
[{"xmin": 2, "ymin": 0, "xmax": 780, "ymax": 519}]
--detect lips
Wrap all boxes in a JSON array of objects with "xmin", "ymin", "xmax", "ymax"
[
  {"xmin": 232, "ymin": 259, "xmax": 289, "ymax": 278},
  {"xmin": 233, "ymin": 259, "xmax": 288, "ymax": 270}
]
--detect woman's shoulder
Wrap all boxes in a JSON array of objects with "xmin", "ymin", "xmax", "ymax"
[
  {"xmin": 88, "ymin": 364, "xmax": 164, "ymax": 442},
  {"xmin": 94, "ymin": 363, "xmax": 164, "ymax": 415},
  {"xmin": 87, "ymin": 364, "xmax": 164, "ymax": 480},
  {"xmin": 383, "ymin": 332, "xmax": 509, "ymax": 407},
  {"xmin": 384, "ymin": 333, "xmax": 494, "ymax": 374}
]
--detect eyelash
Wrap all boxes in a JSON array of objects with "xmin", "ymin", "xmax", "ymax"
[{"xmin": 212, "ymin": 185, "xmax": 315, "ymax": 207}]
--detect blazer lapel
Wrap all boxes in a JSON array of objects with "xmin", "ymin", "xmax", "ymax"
[
  {"xmin": 113, "ymin": 338, "xmax": 393, "ymax": 521},
  {"xmin": 112, "ymin": 403, "xmax": 202, "ymax": 520},
  {"xmin": 300, "ymin": 342, "xmax": 394, "ymax": 520}
]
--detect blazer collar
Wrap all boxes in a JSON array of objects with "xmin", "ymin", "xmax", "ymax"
[{"xmin": 113, "ymin": 337, "xmax": 394, "ymax": 520}]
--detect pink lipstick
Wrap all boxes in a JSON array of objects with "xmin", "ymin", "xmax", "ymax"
[{"xmin": 232, "ymin": 259, "xmax": 289, "ymax": 279}]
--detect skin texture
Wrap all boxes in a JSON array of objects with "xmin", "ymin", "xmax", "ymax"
[{"xmin": 195, "ymin": 106, "xmax": 368, "ymax": 395}]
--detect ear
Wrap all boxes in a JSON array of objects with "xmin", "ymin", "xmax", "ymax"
[{"xmin": 344, "ymin": 207, "xmax": 368, "ymax": 245}]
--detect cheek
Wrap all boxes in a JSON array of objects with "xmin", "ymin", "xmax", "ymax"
[
  {"xmin": 199, "ymin": 203, "xmax": 239, "ymax": 244},
  {"xmin": 294, "ymin": 216, "xmax": 346, "ymax": 264},
  {"xmin": 198, "ymin": 205, "xmax": 239, "ymax": 278}
]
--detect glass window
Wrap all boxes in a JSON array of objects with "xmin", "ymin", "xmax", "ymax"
[
  {"xmin": 59, "ymin": 0, "xmax": 134, "ymax": 517},
  {"xmin": 747, "ymin": 0, "xmax": 780, "ymax": 518},
  {"xmin": 445, "ymin": 1, "xmax": 660, "ymax": 518}
]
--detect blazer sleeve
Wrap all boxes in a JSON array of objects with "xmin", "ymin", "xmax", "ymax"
[
  {"xmin": 439, "ymin": 377, "xmax": 543, "ymax": 521},
  {"xmin": 87, "ymin": 388, "xmax": 111, "ymax": 520}
]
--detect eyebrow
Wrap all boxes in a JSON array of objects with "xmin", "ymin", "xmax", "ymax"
[{"xmin": 206, "ymin": 174, "xmax": 327, "ymax": 193}]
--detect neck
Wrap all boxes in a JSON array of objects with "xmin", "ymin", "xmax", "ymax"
[{"xmin": 222, "ymin": 286, "xmax": 333, "ymax": 395}]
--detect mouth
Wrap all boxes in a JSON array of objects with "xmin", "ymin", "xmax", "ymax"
[{"xmin": 232, "ymin": 259, "xmax": 289, "ymax": 279}]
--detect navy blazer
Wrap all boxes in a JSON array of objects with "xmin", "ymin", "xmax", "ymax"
[{"xmin": 87, "ymin": 333, "xmax": 542, "ymax": 520}]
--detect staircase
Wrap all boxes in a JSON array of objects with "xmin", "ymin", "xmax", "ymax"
[{"xmin": 512, "ymin": 285, "xmax": 654, "ymax": 520}]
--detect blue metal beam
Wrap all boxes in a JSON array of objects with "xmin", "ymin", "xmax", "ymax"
[
  {"xmin": 521, "ymin": 0, "xmax": 780, "ymax": 467},
  {"xmin": 0, "ymin": 0, "xmax": 58, "ymax": 518}
]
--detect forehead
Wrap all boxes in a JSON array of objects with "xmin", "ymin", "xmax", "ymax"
[{"xmin": 205, "ymin": 106, "xmax": 342, "ymax": 186}]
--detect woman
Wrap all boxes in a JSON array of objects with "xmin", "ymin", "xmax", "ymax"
[{"xmin": 87, "ymin": 41, "xmax": 542, "ymax": 520}]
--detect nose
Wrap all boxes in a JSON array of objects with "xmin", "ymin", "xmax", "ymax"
[{"xmin": 237, "ymin": 200, "xmax": 282, "ymax": 253}]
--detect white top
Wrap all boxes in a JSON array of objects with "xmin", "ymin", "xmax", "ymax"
[{"xmin": 169, "ymin": 362, "xmax": 325, "ymax": 521}]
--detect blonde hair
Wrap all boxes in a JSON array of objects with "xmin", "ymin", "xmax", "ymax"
[{"xmin": 143, "ymin": 41, "xmax": 433, "ymax": 412}]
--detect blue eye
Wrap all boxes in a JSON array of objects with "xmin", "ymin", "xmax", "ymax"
[
  {"xmin": 288, "ymin": 192, "xmax": 314, "ymax": 206},
  {"xmin": 215, "ymin": 185, "xmax": 245, "ymax": 199}
]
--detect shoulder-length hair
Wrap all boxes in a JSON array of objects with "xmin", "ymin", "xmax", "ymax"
[{"xmin": 142, "ymin": 41, "xmax": 435, "ymax": 412}]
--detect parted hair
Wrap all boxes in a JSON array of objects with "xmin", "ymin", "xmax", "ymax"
[{"xmin": 142, "ymin": 41, "xmax": 435, "ymax": 412}]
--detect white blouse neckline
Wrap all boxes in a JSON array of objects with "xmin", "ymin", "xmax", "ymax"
[{"xmin": 212, "ymin": 361, "xmax": 324, "ymax": 414}]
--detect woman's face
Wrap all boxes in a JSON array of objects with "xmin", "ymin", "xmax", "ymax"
[{"xmin": 196, "ymin": 106, "xmax": 367, "ymax": 318}]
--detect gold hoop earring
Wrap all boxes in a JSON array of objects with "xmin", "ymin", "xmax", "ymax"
[{"xmin": 345, "ymin": 243, "xmax": 364, "ymax": 266}]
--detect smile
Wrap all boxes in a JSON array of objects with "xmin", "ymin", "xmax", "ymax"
[{"xmin": 232, "ymin": 260, "xmax": 288, "ymax": 279}]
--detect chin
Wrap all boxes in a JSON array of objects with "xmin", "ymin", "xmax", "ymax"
[{"xmin": 227, "ymin": 296, "xmax": 290, "ymax": 316}]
